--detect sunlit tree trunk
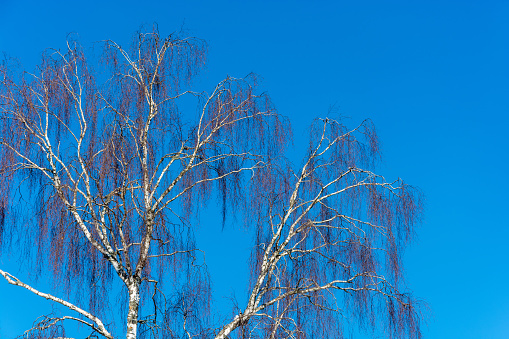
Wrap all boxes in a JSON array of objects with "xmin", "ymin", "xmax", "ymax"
[{"xmin": 126, "ymin": 283, "xmax": 140, "ymax": 339}]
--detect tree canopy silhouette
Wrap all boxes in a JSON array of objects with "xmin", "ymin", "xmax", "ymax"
[{"xmin": 0, "ymin": 27, "xmax": 423, "ymax": 339}]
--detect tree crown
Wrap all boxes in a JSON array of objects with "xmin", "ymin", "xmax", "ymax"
[{"xmin": 0, "ymin": 27, "xmax": 423, "ymax": 339}]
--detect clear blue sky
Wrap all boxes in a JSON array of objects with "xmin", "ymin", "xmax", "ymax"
[{"xmin": 0, "ymin": 0, "xmax": 508, "ymax": 338}]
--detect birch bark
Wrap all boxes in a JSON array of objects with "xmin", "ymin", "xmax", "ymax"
[{"xmin": 126, "ymin": 283, "xmax": 140, "ymax": 339}]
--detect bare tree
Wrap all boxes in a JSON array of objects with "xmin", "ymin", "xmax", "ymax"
[{"xmin": 0, "ymin": 27, "xmax": 423, "ymax": 339}]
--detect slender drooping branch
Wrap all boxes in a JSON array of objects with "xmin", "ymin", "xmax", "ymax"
[{"xmin": 0, "ymin": 269, "xmax": 113, "ymax": 339}]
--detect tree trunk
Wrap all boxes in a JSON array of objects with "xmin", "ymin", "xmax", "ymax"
[{"xmin": 126, "ymin": 284, "xmax": 140, "ymax": 339}]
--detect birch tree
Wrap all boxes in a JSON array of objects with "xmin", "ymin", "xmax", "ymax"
[{"xmin": 0, "ymin": 27, "xmax": 423, "ymax": 339}]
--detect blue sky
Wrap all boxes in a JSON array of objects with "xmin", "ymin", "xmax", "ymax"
[{"xmin": 0, "ymin": 0, "xmax": 508, "ymax": 338}]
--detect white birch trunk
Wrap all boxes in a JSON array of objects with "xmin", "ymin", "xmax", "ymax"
[{"xmin": 126, "ymin": 285, "xmax": 140, "ymax": 339}]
